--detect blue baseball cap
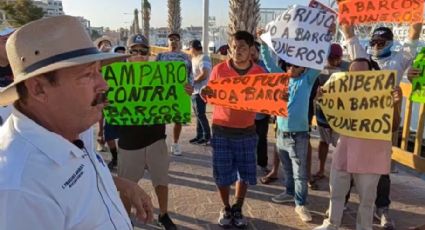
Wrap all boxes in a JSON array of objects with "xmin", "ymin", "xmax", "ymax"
[{"xmin": 0, "ymin": 27, "xmax": 15, "ymax": 36}]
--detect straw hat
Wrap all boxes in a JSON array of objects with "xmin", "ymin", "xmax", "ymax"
[
  {"xmin": 94, "ymin": 35, "xmax": 113, "ymax": 48},
  {"xmin": 0, "ymin": 15, "xmax": 129, "ymax": 106}
]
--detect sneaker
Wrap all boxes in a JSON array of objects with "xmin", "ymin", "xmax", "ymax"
[
  {"xmin": 195, "ymin": 138, "xmax": 210, "ymax": 145},
  {"xmin": 107, "ymin": 161, "xmax": 117, "ymax": 170},
  {"xmin": 231, "ymin": 205, "xmax": 247, "ymax": 228},
  {"xmin": 218, "ymin": 207, "xmax": 232, "ymax": 228},
  {"xmin": 374, "ymin": 207, "xmax": 395, "ymax": 229},
  {"xmin": 96, "ymin": 142, "xmax": 106, "ymax": 152},
  {"xmin": 171, "ymin": 143, "xmax": 182, "ymax": 156},
  {"xmin": 295, "ymin": 205, "xmax": 312, "ymax": 222},
  {"xmin": 189, "ymin": 137, "xmax": 201, "ymax": 144},
  {"xmin": 271, "ymin": 192, "xmax": 294, "ymax": 203},
  {"xmin": 158, "ymin": 213, "xmax": 177, "ymax": 230}
]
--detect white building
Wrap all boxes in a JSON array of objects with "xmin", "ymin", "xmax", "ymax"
[
  {"xmin": 259, "ymin": 8, "xmax": 287, "ymax": 28},
  {"xmin": 76, "ymin": 16, "xmax": 91, "ymax": 35},
  {"xmin": 33, "ymin": 0, "xmax": 64, "ymax": 17}
]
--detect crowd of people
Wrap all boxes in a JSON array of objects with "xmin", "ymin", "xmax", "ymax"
[{"xmin": 0, "ymin": 11, "xmax": 423, "ymax": 230}]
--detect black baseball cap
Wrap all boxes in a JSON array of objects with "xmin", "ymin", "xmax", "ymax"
[
  {"xmin": 168, "ymin": 33, "xmax": 180, "ymax": 40},
  {"xmin": 114, "ymin": 46, "xmax": 126, "ymax": 53},
  {"xmin": 127, "ymin": 34, "xmax": 149, "ymax": 48},
  {"xmin": 189, "ymin": 39, "xmax": 202, "ymax": 50},
  {"xmin": 371, "ymin": 27, "xmax": 394, "ymax": 41}
]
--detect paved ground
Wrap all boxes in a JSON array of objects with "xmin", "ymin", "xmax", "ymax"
[{"xmin": 101, "ymin": 110, "xmax": 425, "ymax": 230}]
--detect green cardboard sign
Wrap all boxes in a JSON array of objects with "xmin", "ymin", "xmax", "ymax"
[
  {"xmin": 411, "ymin": 47, "xmax": 425, "ymax": 103},
  {"xmin": 101, "ymin": 61, "xmax": 191, "ymax": 125}
]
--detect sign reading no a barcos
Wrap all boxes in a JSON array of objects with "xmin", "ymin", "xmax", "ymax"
[
  {"xmin": 101, "ymin": 62, "xmax": 191, "ymax": 126},
  {"xmin": 261, "ymin": 5, "xmax": 336, "ymax": 70},
  {"xmin": 206, "ymin": 73, "xmax": 290, "ymax": 116}
]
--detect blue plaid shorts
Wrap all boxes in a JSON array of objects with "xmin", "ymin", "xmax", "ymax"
[{"xmin": 211, "ymin": 133, "xmax": 258, "ymax": 186}]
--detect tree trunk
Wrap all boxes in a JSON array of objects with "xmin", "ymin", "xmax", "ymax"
[
  {"xmin": 142, "ymin": 0, "xmax": 151, "ymax": 42},
  {"xmin": 167, "ymin": 0, "xmax": 181, "ymax": 34},
  {"xmin": 228, "ymin": 0, "xmax": 260, "ymax": 36},
  {"xmin": 132, "ymin": 8, "xmax": 140, "ymax": 35}
]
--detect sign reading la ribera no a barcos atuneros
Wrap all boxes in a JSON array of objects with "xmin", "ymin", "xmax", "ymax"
[{"xmin": 317, "ymin": 70, "xmax": 397, "ymax": 141}]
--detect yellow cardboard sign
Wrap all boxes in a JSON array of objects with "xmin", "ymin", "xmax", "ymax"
[{"xmin": 317, "ymin": 70, "xmax": 396, "ymax": 141}]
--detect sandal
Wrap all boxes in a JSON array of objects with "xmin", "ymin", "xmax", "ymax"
[
  {"xmin": 313, "ymin": 172, "xmax": 326, "ymax": 180},
  {"xmin": 260, "ymin": 176, "xmax": 278, "ymax": 184}
]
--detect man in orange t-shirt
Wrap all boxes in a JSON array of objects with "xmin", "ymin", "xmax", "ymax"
[{"xmin": 202, "ymin": 31, "xmax": 265, "ymax": 228}]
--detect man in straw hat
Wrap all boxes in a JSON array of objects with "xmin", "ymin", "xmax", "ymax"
[{"xmin": 0, "ymin": 16, "xmax": 153, "ymax": 229}]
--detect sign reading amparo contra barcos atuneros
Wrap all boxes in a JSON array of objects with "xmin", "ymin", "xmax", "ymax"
[
  {"xmin": 206, "ymin": 73, "xmax": 290, "ymax": 116},
  {"xmin": 102, "ymin": 62, "xmax": 191, "ymax": 125},
  {"xmin": 338, "ymin": 0, "xmax": 424, "ymax": 25},
  {"xmin": 260, "ymin": 5, "xmax": 336, "ymax": 70},
  {"xmin": 318, "ymin": 70, "xmax": 396, "ymax": 141}
]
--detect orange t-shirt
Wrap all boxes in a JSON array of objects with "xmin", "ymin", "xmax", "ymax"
[{"xmin": 209, "ymin": 60, "xmax": 265, "ymax": 128}]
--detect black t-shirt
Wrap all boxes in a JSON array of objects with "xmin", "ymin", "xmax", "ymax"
[
  {"xmin": 0, "ymin": 65, "xmax": 13, "ymax": 87},
  {"xmin": 314, "ymin": 61, "xmax": 350, "ymax": 127},
  {"xmin": 117, "ymin": 124, "xmax": 166, "ymax": 150}
]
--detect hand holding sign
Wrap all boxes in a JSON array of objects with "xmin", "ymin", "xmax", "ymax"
[
  {"xmin": 184, "ymin": 83, "xmax": 194, "ymax": 95},
  {"xmin": 407, "ymin": 66, "xmax": 421, "ymax": 83},
  {"xmin": 200, "ymin": 85, "xmax": 213, "ymax": 98},
  {"xmin": 392, "ymin": 86, "xmax": 402, "ymax": 104},
  {"xmin": 309, "ymin": 0, "xmax": 337, "ymax": 14}
]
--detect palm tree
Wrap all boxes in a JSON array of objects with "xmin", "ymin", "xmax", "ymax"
[
  {"xmin": 0, "ymin": 0, "xmax": 43, "ymax": 27},
  {"xmin": 132, "ymin": 8, "xmax": 140, "ymax": 34},
  {"xmin": 228, "ymin": 0, "xmax": 260, "ymax": 36},
  {"xmin": 142, "ymin": 0, "xmax": 151, "ymax": 41},
  {"xmin": 167, "ymin": 0, "xmax": 181, "ymax": 34}
]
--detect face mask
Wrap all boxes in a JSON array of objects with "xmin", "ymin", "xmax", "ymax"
[{"xmin": 369, "ymin": 41, "xmax": 393, "ymax": 58}]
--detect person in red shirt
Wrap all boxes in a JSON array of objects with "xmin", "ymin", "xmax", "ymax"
[{"xmin": 202, "ymin": 31, "xmax": 265, "ymax": 228}]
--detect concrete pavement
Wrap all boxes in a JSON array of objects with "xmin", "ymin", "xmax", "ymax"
[{"xmin": 100, "ymin": 110, "xmax": 425, "ymax": 230}]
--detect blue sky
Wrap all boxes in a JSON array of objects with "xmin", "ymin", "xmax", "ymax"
[{"xmin": 62, "ymin": 0, "xmax": 314, "ymax": 29}]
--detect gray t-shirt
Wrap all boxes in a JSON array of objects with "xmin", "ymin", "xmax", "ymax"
[
  {"xmin": 155, "ymin": 51, "xmax": 193, "ymax": 84},
  {"xmin": 191, "ymin": 54, "xmax": 211, "ymax": 94}
]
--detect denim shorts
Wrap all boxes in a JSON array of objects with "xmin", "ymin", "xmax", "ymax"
[{"xmin": 211, "ymin": 133, "xmax": 258, "ymax": 187}]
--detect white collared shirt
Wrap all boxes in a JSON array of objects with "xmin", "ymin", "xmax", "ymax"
[
  {"xmin": 0, "ymin": 105, "xmax": 12, "ymax": 126},
  {"xmin": 345, "ymin": 37, "xmax": 418, "ymax": 85},
  {"xmin": 0, "ymin": 107, "xmax": 132, "ymax": 230}
]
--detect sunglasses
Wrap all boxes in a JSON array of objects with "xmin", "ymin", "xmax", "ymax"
[
  {"xmin": 369, "ymin": 39, "xmax": 387, "ymax": 47},
  {"xmin": 168, "ymin": 38, "xmax": 180, "ymax": 42},
  {"xmin": 129, "ymin": 49, "xmax": 149, "ymax": 55}
]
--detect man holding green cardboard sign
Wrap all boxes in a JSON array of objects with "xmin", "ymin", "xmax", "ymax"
[
  {"xmin": 156, "ymin": 33, "xmax": 192, "ymax": 156},
  {"xmin": 409, "ymin": 47, "xmax": 425, "ymax": 102},
  {"xmin": 104, "ymin": 33, "xmax": 193, "ymax": 230}
]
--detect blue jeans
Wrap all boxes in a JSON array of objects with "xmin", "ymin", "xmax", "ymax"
[
  {"xmin": 191, "ymin": 94, "xmax": 211, "ymax": 140},
  {"xmin": 276, "ymin": 131, "xmax": 309, "ymax": 206}
]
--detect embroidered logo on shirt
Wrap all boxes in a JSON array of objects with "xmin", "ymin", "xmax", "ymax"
[{"xmin": 62, "ymin": 164, "xmax": 85, "ymax": 189}]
